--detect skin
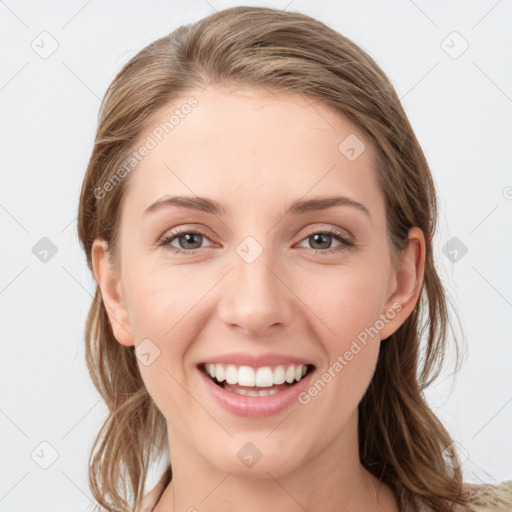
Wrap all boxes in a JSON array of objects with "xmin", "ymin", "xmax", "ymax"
[{"xmin": 92, "ymin": 84, "xmax": 425, "ymax": 512}]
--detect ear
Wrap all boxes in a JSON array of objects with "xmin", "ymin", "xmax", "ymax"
[
  {"xmin": 91, "ymin": 239, "xmax": 134, "ymax": 347},
  {"xmin": 379, "ymin": 227, "xmax": 426, "ymax": 341}
]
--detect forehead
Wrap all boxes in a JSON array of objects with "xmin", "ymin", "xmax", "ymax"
[{"xmin": 122, "ymin": 85, "xmax": 384, "ymax": 221}]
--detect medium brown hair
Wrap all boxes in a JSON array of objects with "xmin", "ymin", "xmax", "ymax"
[{"xmin": 78, "ymin": 6, "xmax": 472, "ymax": 511}]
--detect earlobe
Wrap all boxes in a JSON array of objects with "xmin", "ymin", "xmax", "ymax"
[
  {"xmin": 379, "ymin": 227, "xmax": 426, "ymax": 341},
  {"xmin": 91, "ymin": 239, "xmax": 134, "ymax": 347}
]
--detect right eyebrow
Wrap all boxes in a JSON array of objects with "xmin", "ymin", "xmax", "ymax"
[{"xmin": 144, "ymin": 195, "xmax": 229, "ymax": 216}]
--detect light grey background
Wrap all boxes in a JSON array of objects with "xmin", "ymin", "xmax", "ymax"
[{"xmin": 1, "ymin": 1, "xmax": 511, "ymax": 510}]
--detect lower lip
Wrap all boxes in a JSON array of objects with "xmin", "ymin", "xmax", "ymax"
[{"xmin": 199, "ymin": 367, "xmax": 314, "ymax": 417}]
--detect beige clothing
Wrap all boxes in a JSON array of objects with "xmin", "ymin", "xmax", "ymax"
[
  {"xmin": 397, "ymin": 480, "xmax": 512, "ymax": 512},
  {"xmin": 140, "ymin": 479, "xmax": 512, "ymax": 511}
]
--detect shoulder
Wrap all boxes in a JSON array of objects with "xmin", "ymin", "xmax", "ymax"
[
  {"xmin": 463, "ymin": 480, "xmax": 512, "ymax": 512},
  {"xmin": 396, "ymin": 480, "xmax": 512, "ymax": 512}
]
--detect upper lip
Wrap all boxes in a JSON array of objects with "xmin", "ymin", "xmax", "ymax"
[{"xmin": 199, "ymin": 352, "xmax": 315, "ymax": 368}]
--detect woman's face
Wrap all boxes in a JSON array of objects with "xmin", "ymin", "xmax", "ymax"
[{"xmin": 93, "ymin": 85, "xmax": 424, "ymax": 481}]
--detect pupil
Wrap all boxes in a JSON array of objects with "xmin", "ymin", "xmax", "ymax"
[
  {"xmin": 180, "ymin": 233, "xmax": 201, "ymax": 249},
  {"xmin": 310, "ymin": 233, "xmax": 330, "ymax": 249}
]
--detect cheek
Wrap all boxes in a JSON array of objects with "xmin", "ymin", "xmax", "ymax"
[
  {"xmin": 123, "ymin": 254, "xmax": 210, "ymax": 341},
  {"xmin": 297, "ymin": 267, "xmax": 383, "ymax": 403},
  {"xmin": 303, "ymin": 264, "xmax": 386, "ymax": 344},
  {"xmin": 126, "ymin": 274, "xmax": 199, "ymax": 419},
  {"xmin": 120, "ymin": 260, "xmax": 210, "ymax": 405},
  {"xmin": 298, "ymin": 277, "xmax": 382, "ymax": 435}
]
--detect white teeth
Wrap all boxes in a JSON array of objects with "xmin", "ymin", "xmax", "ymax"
[
  {"xmin": 225, "ymin": 365, "xmax": 238, "ymax": 385},
  {"xmin": 224, "ymin": 384, "xmax": 281, "ymax": 396},
  {"xmin": 255, "ymin": 367, "xmax": 274, "ymax": 387},
  {"xmin": 215, "ymin": 364, "xmax": 225, "ymax": 382},
  {"xmin": 285, "ymin": 365, "xmax": 296, "ymax": 383},
  {"xmin": 204, "ymin": 363, "xmax": 310, "ymax": 387},
  {"xmin": 273, "ymin": 365, "xmax": 286, "ymax": 385},
  {"xmin": 238, "ymin": 366, "xmax": 255, "ymax": 387}
]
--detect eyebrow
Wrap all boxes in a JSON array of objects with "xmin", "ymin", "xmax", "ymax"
[{"xmin": 143, "ymin": 194, "xmax": 372, "ymax": 220}]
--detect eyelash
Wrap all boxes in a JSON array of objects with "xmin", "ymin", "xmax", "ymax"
[{"xmin": 157, "ymin": 226, "xmax": 355, "ymax": 256}]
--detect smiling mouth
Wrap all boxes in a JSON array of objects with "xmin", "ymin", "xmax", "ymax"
[{"xmin": 199, "ymin": 363, "xmax": 315, "ymax": 397}]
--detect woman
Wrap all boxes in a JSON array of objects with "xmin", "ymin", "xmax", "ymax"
[{"xmin": 77, "ymin": 6, "xmax": 511, "ymax": 512}]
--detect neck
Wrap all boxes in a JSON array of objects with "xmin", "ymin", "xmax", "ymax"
[{"xmin": 153, "ymin": 412, "xmax": 398, "ymax": 512}]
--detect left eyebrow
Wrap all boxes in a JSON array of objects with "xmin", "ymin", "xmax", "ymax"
[
  {"xmin": 287, "ymin": 196, "xmax": 371, "ymax": 220},
  {"xmin": 143, "ymin": 194, "xmax": 372, "ymax": 220}
]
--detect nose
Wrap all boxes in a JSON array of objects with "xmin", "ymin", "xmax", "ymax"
[{"xmin": 216, "ymin": 244, "xmax": 295, "ymax": 336}]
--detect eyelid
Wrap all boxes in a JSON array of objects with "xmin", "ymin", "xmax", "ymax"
[
  {"xmin": 157, "ymin": 223, "xmax": 214, "ymax": 242},
  {"xmin": 299, "ymin": 224, "xmax": 353, "ymax": 242},
  {"xmin": 156, "ymin": 225, "xmax": 217, "ymax": 249},
  {"xmin": 157, "ymin": 223, "xmax": 356, "ymax": 254}
]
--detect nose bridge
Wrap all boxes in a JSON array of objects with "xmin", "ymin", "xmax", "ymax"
[{"xmin": 217, "ymin": 234, "xmax": 293, "ymax": 335}]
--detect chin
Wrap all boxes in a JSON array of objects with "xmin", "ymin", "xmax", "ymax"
[{"xmin": 206, "ymin": 443, "xmax": 308, "ymax": 480}]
